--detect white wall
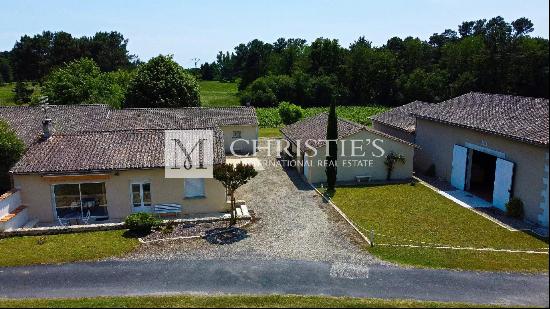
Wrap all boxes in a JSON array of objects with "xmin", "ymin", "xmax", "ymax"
[{"xmin": 0, "ymin": 190, "xmax": 21, "ymax": 218}]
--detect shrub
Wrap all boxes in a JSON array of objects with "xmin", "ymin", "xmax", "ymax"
[
  {"xmin": 278, "ymin": 101, "xmax": 304, "ymax": 125},
  {"xmin": 506, "ymin": 197, "xmax": 524, "ymax": 219},
  {"xmin": 124, "ymin": 213, "xmax": 161, "ymax": 234},
  {"xmin": 13, "ymin": 81, "xmax": 33, "ymax": 104}
]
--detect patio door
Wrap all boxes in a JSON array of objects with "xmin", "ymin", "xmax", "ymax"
[{"xmin": 131, "ymin": 182, "xmax": 152, "ymax": 213}]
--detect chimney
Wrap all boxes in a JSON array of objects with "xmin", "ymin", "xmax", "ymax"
[{"xmin": 42, "ymin": 118, "xmax": 53, "ymax": 139}]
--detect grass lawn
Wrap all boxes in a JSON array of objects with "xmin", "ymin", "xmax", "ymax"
[
  {"xmin": 0, "ymin": 230, "xmax": 139, "ymax": 267},
  {"xmin": 0, "ymin": 294, "xmax": 504, "ymax": 308},
  {"xmin": 199, "ymin": 81, "xmax": 240, "ymax": 107},
  {"xmin": 330, "ymin": 183, "xmax": 549, "ymax": 272},
  {"xmin": 259, "ymin": 127, "xmax": 282, "ymax": 138},
  {"xmin": 0, "ymin": 83, "xmax": 16, "ymax": 106}
]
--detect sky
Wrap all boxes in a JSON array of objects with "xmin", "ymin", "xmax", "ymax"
[{"xmin": 1, "ymin": 0, "xmax": 548, "ymax": 68}]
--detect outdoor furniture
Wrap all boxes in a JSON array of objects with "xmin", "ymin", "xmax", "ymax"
[
  {"xmin": 81, "ymin": 209, "xmax": 92, "ymax": 224},
  {"xmin": 356, "ymin": 175, "xmax": 372, "ymax": 183},
  {"xmin": 153, "ymin": 203, "xmax": 182, "ymax": 218}
]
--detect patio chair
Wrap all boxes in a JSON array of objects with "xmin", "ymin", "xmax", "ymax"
[{"xmin": 81, "ymin": 209, "xmax": 92, "ymax": 225}]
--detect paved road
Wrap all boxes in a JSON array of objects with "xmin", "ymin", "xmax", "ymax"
[{"xmin": 0, "ymin": 259, "xmax": 548, "ymax": 306}]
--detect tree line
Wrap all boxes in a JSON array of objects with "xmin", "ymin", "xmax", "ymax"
[
  {"xmin": 0, "ymin": 31, "xmax": 137, "ymax": 83},
  {"xmin": 199, "ymin": 16, "xmax": 549, "ymax": 106}
]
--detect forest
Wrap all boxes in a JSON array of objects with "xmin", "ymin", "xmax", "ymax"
[{"xmin": 0, "ymin": 16, "xmax": 548, "ymax": 108}]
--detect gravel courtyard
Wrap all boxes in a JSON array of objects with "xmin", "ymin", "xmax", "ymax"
[{"xmin": 122, "ymin": 139, "xmax": 378, "ymax": 265}]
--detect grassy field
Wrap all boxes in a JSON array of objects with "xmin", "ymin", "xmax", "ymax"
[
  {"xmin": 256, "ymin": 106, "xmax": 388, "ymax": 128},
  {"xmin": 0, "ymin": 83, "xmax": 16, "ymax": 106},
  {"xmin": 330, "ymin": 183, "xmax": 549, "ymax": 272},
  {"xmin": 0, "ymin": 294, "xmax": 503, "ymax": 308},
  {"xmin": 0, "ymin": 230, "xmax": 139, "ymax": 267},
  {"xmin": 199, "ymin": 80, "xmax": 240, "ymax": 107}
]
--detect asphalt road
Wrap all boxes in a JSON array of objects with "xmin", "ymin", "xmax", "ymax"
[{"xmin": 0, "ymin": 259, "xmax": 548, "ymax": 306}]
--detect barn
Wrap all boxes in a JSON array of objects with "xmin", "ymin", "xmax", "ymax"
[{"xmin": 411, "ymin": 92, "xmax": 549, "ymax": 228}]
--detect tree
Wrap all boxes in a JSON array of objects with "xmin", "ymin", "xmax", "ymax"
[
  {"xmin": 384, "ymin": 151, "xmax": 406, "ymax": 181},
  {"xmin": 124, "ymin": 55, "xmax": 200, "ymax": 108},
  {"xmin": 13, "ymin": 81, "xmax": 33, "ymax": 104},
  {"xmin": 325, "ymin": 102, "xmax": 338, "ymax": 192},
  {"xmin": 42, "ymin": 58, "xmax": 127, "ymax": 108},
  {"xmin": 0, "ymin": 120, "xmax": 25, "ymax": 192},
  {"xmin": 213, "ymin": 163, "xmax": 258, "ymax": 226}
]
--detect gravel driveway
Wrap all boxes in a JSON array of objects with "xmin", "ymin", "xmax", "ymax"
[{"xmin": 122, "ymin": 139, "xmax": 378, "ymax": 265}]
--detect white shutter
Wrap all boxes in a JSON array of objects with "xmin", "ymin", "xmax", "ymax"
[
  {"xmin": 185, "ymin": 179, "xmax": 205, "ymax": 198},
  {"xmin": 451, "ymin": 145, "xmax": 468, "ymax": 190},
  {"xmin": 493, "ymin": 158, "xmax": 514, "ymax": 211}
]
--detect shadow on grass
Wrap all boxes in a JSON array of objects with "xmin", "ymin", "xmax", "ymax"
[
  {"xmin": 204, "ymin": 228, "xmax": 249, "ymax": 245},
  {"xmin": 122, "ymin": 230, "xmax": 150, "ymax": 239}
]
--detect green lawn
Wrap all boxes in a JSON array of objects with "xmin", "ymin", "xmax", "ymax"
[
  {"xmin": 330, "ymin": 183, "xmax": 549, "ymax": 272},
  {"xmin": 259, "ymin": 127, "xmax": 282, "ymax": 138},
  {"xmin": 199, "ymin": 81, "xmax": 240, "ymax": 107},
  {"xmin": 0, "ymin": 294, "xmax": 504, "ymax": 308},
  {"xmin": 0, "ymin": 230, "xmax": 139, "ymax": 267},
  {"xmin": 0, "ymin": 83, "xmax": 16, "ymax": 106}
]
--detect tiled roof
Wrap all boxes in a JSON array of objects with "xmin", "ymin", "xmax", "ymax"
[
  {"xmin": 370, "ymin": 101, "xmax": 432, "ymax": 133},
  {"xmin": 280, "ymin": 113, "xmax": 415, "ymax": 150},
  {"xmin": 412, "ymin": 92, "xmax": 549, "ymax": 146},
  {"xmin": 0, "ymin": 104, "xmax": 255, "ymax": 174},
  {"xmin": 280, "ymin": 113, "xmax": 364, "ymax": 149},
  {"xmin": 0, "ymin": 105, "xmax": 258, "ymax": 147},
  {"xmin": 11, "ymin": 129, "xmax": 225, "ymax": 174}
]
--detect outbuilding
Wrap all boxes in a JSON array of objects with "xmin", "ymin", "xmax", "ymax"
[
  {"xmin": 280, "ymin": 113, "xmax": 415, "ymax": 184},
  {"xmin": 411, "ymin": 92, "xmax": 549, "ymax": 228}
]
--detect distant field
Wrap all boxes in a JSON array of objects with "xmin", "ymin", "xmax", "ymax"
[
  {"xmin": 0, "ymin": 83, "xmax": 16, "ymax": 106},
  {"xmin": 256, "ymin": 106, "xmax": 389, "ymax": 128},
  {"xmin": 199, "ymin": 80, "xmax": 240, "ymax": 107}
]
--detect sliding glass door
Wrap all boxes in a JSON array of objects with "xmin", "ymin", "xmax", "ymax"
[{"xmin": 52, "ymin": 182, "xmax": 109, "ymax": 220}]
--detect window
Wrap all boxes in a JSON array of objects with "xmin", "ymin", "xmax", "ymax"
[
  {"xmin": 132, "ymin": 182, "xmax": 151, "ymax": 208},
  {"xmin": 53, "ymin": 182, "xmax": 108, "ymax": 219},
  {"xmin": 184, "ymin": 179, "xmax": 205, "ymax": 198},
  {"xmin": 232, "ymin": 130, "xmax": 242, "ymax": 138}
]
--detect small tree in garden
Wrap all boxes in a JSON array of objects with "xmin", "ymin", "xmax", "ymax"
[
  {"xmin": 384, "ymin": 151, "xmax": 406, "ymax": 181},
  {"xmin": 214, "ymin": 163, "xmax": 258, "ymax": 226},
  {"xmin": 325, "ymin": 102, "xmax": 338, "ymax": 193},
  {"xmin": 0, "ymin": 120, "xmax": 25, "ymax": 192},
  {"xmin": 278, "ymin": 101, "xmax": 304, "ymax": 125}
]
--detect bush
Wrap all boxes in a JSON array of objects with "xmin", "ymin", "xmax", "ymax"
[
  {"xmin": 278, "ymin": 101, "xmax": 304, "ymax": 125},
  {"xmin": 13, "ymin": 81, "xmax": 33, "ymax": 104},
  {"xmin": 506, "ymin": 198, "xmax": 524, "ymax": 219},
  {"xmin": 124, "ymin": 213, "xmax": 161, "ymax": 234}
]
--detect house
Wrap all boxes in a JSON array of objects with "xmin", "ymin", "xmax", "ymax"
[
  {"xmin": 0, "ymin": 105, "xmax": 259, "ymax": 226},
  {"xmin": 379, "ymin": 92, "xmax": 549, "ymax": 228},
  {"xmin": 280, "ymin": 113, "xmax": 415, "ymax": 184},
  {"xmin": 370, "ymin": 101, "xmax": 432, "ymax": 144}
]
